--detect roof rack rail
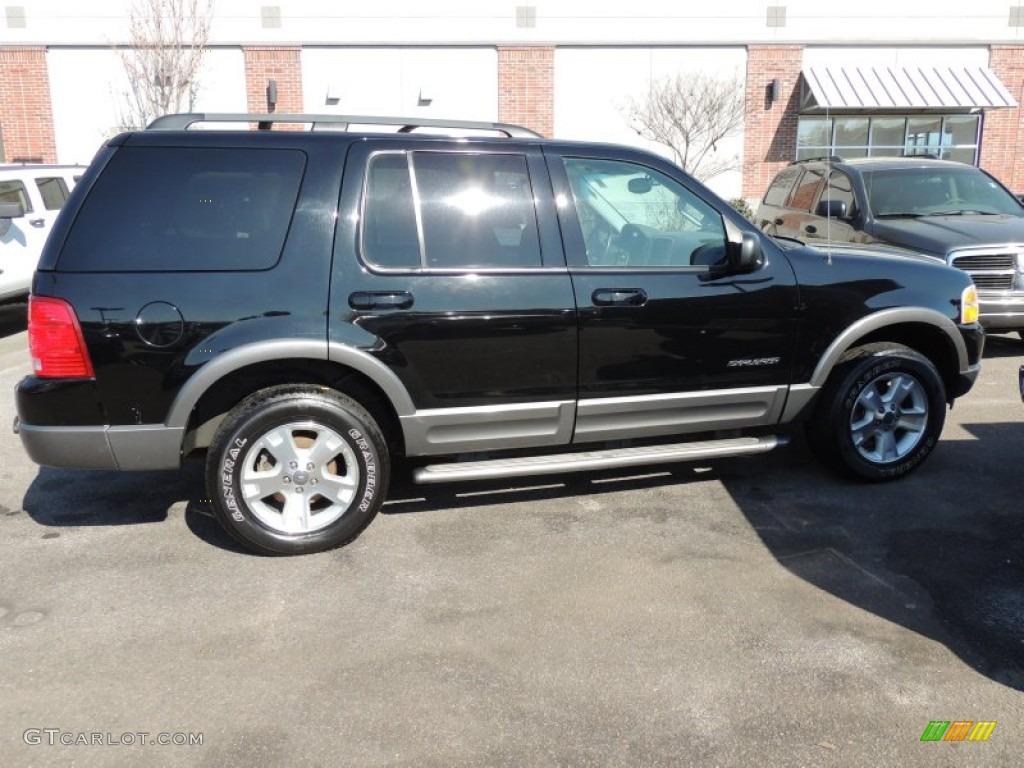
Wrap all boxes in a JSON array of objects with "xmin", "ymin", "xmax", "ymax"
[
  {"xmin": 790, "ymin": 155, "xmax": 844, "ymax": 165},
  {"xmin": 146, "ymin": 112, "xmax": 543, "ymax": 139}
]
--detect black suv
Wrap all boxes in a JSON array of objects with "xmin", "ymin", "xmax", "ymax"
[
  {"xmin": 756, "ymin": 156, "xmax": 1024, "ymax": 334},
  {"xmin": 15, "ymin": 114, "xmax": 983, "ymax": 555}
]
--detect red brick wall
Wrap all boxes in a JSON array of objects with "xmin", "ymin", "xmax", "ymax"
[
  {"xmin": 982, "ymin": 47, "xmax": 1024, "ymax": 190},
  {"xmin": 0, "ymin": 47, "xmax": 57, "ymax": 163},
  {"xmin": 243, "ymin": 46, "xmax": 304, "ymax": 128},
  {"xmin": 742, "ymin": 45, "xmax": 803, "ymax": 201},
  {"xmin": 497, "ymin": 46, "xmax": 554, "ymax": 138}
]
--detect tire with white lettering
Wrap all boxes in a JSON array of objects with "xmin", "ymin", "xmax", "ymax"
[
  {"xmin": 205, "ymin": 384, "xmax": 389, "ymax": 555},
  {"xmin": 805, "ymin": 343, "xmax": 946, "ymax": 481}
]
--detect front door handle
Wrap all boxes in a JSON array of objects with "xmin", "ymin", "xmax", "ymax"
[
  {"xmin": 348, "ymin": 291, "xmax": 414, "ymax": 311},
  {"xmin": 592, "ymin": 288, "xmax": 647, "ymax": 307},
  {"xmin": 29, "ymin": 218, "xmax": 45, "ymax": 228}
]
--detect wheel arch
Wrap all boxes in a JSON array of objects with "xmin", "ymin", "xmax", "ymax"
[
  {"xmin": 171, "ymin": 340, "xmax": 413, "ymax": 457},
  {"xmin": 810, "ymin": 308, "xmax": 967, "ymax": 394}
]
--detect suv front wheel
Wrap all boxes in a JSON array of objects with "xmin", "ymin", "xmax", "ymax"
[
  {"xmin": 206, "ymin": 385, "xmax": 389, "ymax": 555},
  {"xmin": 806, "ymin": 343, "xmax": 947, "ymax": 481}
]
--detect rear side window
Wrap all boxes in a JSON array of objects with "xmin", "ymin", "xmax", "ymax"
[
  {"xmin": 788, "ymin": 168, "xmax": 826, "ymax": 212},
  {"xmin": 360, "ymin": 150, "xmax": 542, "ymax": 271},
  {"xmin": 762, "ymin": 167, "xmax": 801, "ymax": 207},
  {"xmin": 0, "ymin": 179, "xmax": 32, "ymax": 213},
  {"xmin": 35, "ymin": 177, "xmax": 69, "ymax": 210},
  {"xmin": 58, "ymin": 147, "xmax": 306, "ymax": 272}
]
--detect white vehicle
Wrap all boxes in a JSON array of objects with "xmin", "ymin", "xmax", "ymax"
[{"xmin": 0, "ymin": 165, "xmax": 85, "ymax": 303}]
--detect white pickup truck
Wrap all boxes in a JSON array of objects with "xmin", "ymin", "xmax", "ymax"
[{"xmin": 0, "ymin": 165, "xmax": 85, "ymax": 303}]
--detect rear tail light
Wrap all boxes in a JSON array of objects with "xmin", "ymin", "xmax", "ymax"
[{"xmin": 28, "ymin": 296, "xmax": 95, "ymax": 378}]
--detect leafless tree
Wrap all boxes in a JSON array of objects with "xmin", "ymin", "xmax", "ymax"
[
  {"xmin": 115, "ymin": 0, "xmax": 213, "ymax": 129},
  {"xmin": 623, "ymin": 72, "xmax": 746, "ymax": 182}
]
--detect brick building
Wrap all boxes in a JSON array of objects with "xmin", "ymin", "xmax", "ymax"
[{"xmin": 2, "ymin": 1, "xmax": 1024, "ymax": 202}]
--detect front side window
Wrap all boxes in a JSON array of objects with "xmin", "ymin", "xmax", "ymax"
[
  {"xmin": 360, "ymin": 151, "xmax": 542, "ymax": 271},
  {"xmin": 562, "ymin": 157, "xmax": 726, "ymax": 268},
  {"xmin": 59, "ymin": 147, "xmax": 306, "ymax": 272},
  {"xmin": 821, "ymin": 171, "xmax": 856, "ymax": 217}
]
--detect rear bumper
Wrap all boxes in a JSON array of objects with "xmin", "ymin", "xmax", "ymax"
[{"xmin": 15, "ymin": 419, "xmax": 183, "ymax": 470}]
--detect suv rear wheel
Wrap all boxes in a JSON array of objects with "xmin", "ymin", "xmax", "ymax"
[
  {"xmin": 806, "ymin": 343, "xmax": 946, "ymax": 481},
  {"xmin": 206, "ymin": 385, "xmax": 389, "ymax": 555}
]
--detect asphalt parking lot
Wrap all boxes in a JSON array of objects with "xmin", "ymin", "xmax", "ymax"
[{"xmin": 0, "ymin": 303, "xmax": 1022, "ymax": 767}]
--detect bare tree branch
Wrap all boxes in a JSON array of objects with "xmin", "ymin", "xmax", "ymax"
[
  {"xmin": 623, "ymin": 72, "xmax": 745, "ymax": 182},
  {"xmin": 115, "ymin": 0, "xmax": 213, "ymax": 130}
]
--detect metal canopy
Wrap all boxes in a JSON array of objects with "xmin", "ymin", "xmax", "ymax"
[{"xmin": 800, "ymin": 65, "xmax": 1017, "ymax": 112}]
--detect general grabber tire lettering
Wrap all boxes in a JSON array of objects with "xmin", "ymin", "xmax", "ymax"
[
  {"xmin": 805, "ymin": 343, "xmax": 947, "ymax": 482},
  {"xmin": 205, "ymin": 384, "xmax": 389, "ymax": 555}
]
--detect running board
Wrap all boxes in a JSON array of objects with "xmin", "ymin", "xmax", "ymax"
[{"xmin": 413, "ymin": 435, "xmax": 788, "ymax": 484}]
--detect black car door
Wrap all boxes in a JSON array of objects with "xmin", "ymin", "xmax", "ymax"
[
  {"xmin": 331, "ymin": 139, "xmax": 578, "ymax": 456},
  {"xmin": 545, "ymin": 146, "xmax": 801, "ymax": 444}
]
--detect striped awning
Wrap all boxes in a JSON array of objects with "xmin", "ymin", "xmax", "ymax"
[{"xmin": 801, "ymin": 65, "xmax": 1017, "ymax": 111}]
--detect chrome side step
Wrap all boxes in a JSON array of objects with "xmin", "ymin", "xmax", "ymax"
[{"xmin": 413, "ymin": 435, "xmax": 788, "ymax": 484}]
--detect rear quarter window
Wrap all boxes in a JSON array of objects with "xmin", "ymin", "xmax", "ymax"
[
  {"xmin": 57, "ymin": 147, "xmax": 306, "ymax": 272},
  {"xmin": 762, "ymin": 167, "xmax": 801, "ymax": 207}
]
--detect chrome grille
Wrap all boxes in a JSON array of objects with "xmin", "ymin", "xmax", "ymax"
[
  {"xmin": 950, "ymin": 253, "xmax": 1015, "ymax": 270},
  {"xmin": 948, "ymin": 247, "xmax": 1021, "ymax": 294},
  {"xmin": 971, "ymin": 273, "xmax": 1015, "ymax": 290}
]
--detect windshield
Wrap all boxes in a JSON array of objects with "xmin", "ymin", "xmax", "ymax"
[{"xmin": 864, "ymin": 167, "xmax": 1023, "ymax": 217}]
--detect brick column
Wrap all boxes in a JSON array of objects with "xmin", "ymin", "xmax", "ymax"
[
  {"xmin": 742, "ymin": 45, "xmax": 803, "ymax": 201},
  {"xmin": 497, "ymin": 46, "xmax": 554, "ymax": 138},
  {"xmin": 981, "ymin": 46, "xmax": 1024, "ymax": 190},
  {"xmin": 243, "ymin": 46, "xmax": 304, "ymax": 126},
  {"xmin": 0, "ymin": 47, "xmax": 57, "ymax": 163}
]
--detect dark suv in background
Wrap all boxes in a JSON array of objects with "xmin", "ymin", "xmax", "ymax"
[
  {"xmin": 14, "ymin": 114, "xmax": 983, "ymax": 555},
  {"xmin": 756, "ymin": 156, "xmax": 1024, "ymax": 335}
]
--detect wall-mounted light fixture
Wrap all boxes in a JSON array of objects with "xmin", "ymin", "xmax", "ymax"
[
  {"xmin": 767, "ymin": 78, "xmax": 781, "ymax": 107},
  {"xmin": 325, "ymin": 83, "xmax": 341, "ymax": 105},
  {"xmin": 417, "ymin": 87, "xmax": 433, "ymax": 107},
  {"xmin": 266, "ymin": 78, "xmax": 278, "ymax": 111}
]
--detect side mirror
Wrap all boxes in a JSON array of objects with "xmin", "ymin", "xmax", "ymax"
[
  {"xmin": 815, "ymin": 198, "xmax": 849, "ymax": 219},
  {"xmin": 725, "ymin": 232, "xmax": 764, "ymax": 274},
  {"xmin": 0, "ymin": 201, "xmax": 25, "ymax": 220}
]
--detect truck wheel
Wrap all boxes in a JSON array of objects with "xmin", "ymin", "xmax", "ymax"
[
  {"xmin": 205, "ymin": 385, "xmax": 389, "ymax": 555},
  {"xmin": 806, "ymin": 344, "xmax": 946, "ymax": 481}
]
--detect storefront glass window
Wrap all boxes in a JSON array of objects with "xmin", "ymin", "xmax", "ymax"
[{"xmin": 796, "ymin": 114, "xmax": 980, "ymax": 164}]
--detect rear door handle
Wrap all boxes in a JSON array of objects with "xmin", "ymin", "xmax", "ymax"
[
  {"xmin": 592, "ymin": 288, "xmax": 647, "ymax": 307},
  {"xmin": 348, "ymin": 291, "xmax": 414, "ymax": 311},
  {"xmin": 29, "ymin": 218, "xmax": 45, "ymax": 228}
]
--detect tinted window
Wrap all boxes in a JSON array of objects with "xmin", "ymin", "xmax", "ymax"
[
  {"xmin": 361, "ymin": 153, "xmax": 420, "ymax": 269},
  {"xmin": 821, "ymin": 171, "xmax": 856, "ymax": 216},
  {"xmin": 762, "ymin": 167, "xmax": 801, "ymax": 207},
  {"xmin": 416, "ymin": 152, "xmax": 541, "ymax": 269},
  {"xmin": 0, "ymin": 180, "xmax": 32, "ymax": 213},
  {"xmin": 563, "ymin": 157, "xmax": 726, "ymax": 268},
  {"xmin": 360, "ymin": 151, "xmax": 542, "ymax": 271},
  {"xmin": 789, "ymin": 168, "xmax": 825, "ymax": 212},
  {"xmin": 35, "ymin": 176, "xmax": 69, "ymax": 210},
  {"xmin": 59, "ymin": 147, "xmax": 305, "ymax": 272}
]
